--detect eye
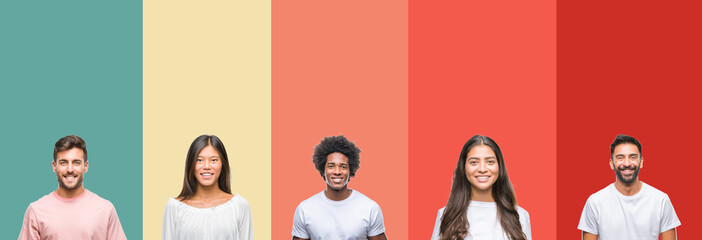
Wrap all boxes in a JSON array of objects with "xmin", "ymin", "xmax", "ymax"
[
  {"xmin": 488, "ymin": 160, "xmax": 496, "ymax": 164},
  {"xmin": 341, "ymin": 165, "xmax": 348, "ymax": 170},
  {"xmin": 468, "ymin": 160, "xmax": 478, "ymax": 165},
  {"xmin": 197, "ymin": 158, "xmax": 203, "ymax": 162},
  {"xmin": 211, "ymin": 158, "xmax": 218, "ymax": 162}
]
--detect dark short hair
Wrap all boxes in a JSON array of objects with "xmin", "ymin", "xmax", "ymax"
[
  {"xmin": 312, "ymin": 135, "xmax": 361, "ymax": 179},
  {"xmin": 610, "ymin": 134, "xmax": 642, "ymax": 158},
  {"xmin": 177, "ymin": 135, "xmax": 232, "ymax": 200},
  {"xmin": 53, "ymin": 135, "xmax": 87, "ymax": 162}
]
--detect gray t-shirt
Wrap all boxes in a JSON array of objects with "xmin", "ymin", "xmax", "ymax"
[
  {"xmin": 292, "ymin": 190, "xmax": 385, "ymax": 240},
  {"xmin": 578, "ymin": 182, "xmax": 681, "ymax": 240}
]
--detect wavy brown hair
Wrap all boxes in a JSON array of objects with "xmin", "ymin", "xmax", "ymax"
[{"xmin": 439, "ymin": 135, "xmax": 526, "ymax": 240}]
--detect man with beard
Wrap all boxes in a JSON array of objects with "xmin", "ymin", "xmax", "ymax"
[
  {"xmin": 578, "ymin": 134, "xmax": 680, "ymax": 240},
  {"xmin": 18, "ymin": 135, "xmax": 126, "ymax": 240},
  {"xmin": 292, "ymin": 135, "xmax": 387, "ymax": 240}
]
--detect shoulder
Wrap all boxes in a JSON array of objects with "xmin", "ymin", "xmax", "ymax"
[
  {"xmin": 585, "ymin": 184, "xmax": 614, "ymax": 204},
  {"xmin": 230, "ymin": 194, "xmax": 251, "ymax": 210},
  {"xmin": 298, "ymin": 191, "xmax": 325, "ymax": 208},
  {"xmin": 351, "ymin": 190, "xmax": 381, "ymax": 208},
  {"xmin": 516, "ymin": 205, "xmax": 529, "ymax": 216},
  {"xmin": 87, "ymin": 190, "xmax": 117, "ymax": 209},
  {"xmin": 641, "ymin": 182, "xmax": 670, "ymax": 199}
]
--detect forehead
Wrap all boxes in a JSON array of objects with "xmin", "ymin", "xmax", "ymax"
[
  {"xmin": 326, "ymin": 152, "xmax": 349, "ymax": 164},
  {"xmin": 198, "ymin": 145, "xmax": 220, "ymax": 157},
  {"xmin": 467, "ymin": 145, "xmax": 496, "ymax": 158},
  {"xmin": 56, "ymin": 147, "xmax": 85, "ymax": 160},
  {"xmin": 613, "ymin": 143, "xmax": 640, "ymax": 155}
]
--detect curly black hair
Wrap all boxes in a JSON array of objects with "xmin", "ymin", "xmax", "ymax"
[{"xmin": 312, "ymin": 135, "xmax": 361, "ymax": 179}]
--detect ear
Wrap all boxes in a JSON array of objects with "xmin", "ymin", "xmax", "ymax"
[
  {"xmin": 52, "ymin": 160, "xmax": 57, "ymax": 173},
  {"xmin": 639, "ymin": 157, "xmax": 643, "ymax": 169},
  {"xmin": 84, "ymin": 160, "xmax": 89, "ymax": 173},
  {"xmin": 609, "ymin": 158, "xmax": 614, "ymax": 170}
]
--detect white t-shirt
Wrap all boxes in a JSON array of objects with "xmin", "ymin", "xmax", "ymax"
[
  {"xmin": 578, "ymin": 182, "xmax": 681, "ymax": 240},
  {"xmin": 162, "ymin": 194, "xmax": 253, "ymax": 240},
  {"xmin": 430, "ymin": 201, "xmax": 532, "ymax": 240},
  {"xmin": 292, "ymin": 190, "xmax": 385, "ymax": 240}
]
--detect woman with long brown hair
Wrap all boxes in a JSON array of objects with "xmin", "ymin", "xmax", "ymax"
[
  {"xmin": 162, "ymin": 135, "xmax": 253, "ymax": 240},
  {"xmin": 431, "ymin": 135, "xmax": 531, "ymax": 240}
]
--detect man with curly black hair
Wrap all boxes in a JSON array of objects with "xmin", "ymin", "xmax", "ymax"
[{"xmin": 292, "ymin": 135, "xmax": 387, "ymax": 240}]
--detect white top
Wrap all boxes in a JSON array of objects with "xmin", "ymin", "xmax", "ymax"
[
  {"xmin": 162, "ymin": 194, "xmax": 254, "ymax": 240},
  {"xmin": 292, "ymin": 190, "xmax": 385, "ymax": 240},
  {"xmin": 431, "ymin": 201, "xmax": 532, "ymax": 240},
  {"xmin": 578, "ymin": 182, "xmax": 681, "ymax": 240}
]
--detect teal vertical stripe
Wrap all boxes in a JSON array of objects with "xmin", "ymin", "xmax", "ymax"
[{"xmin": 0, "ymin": 1, "xmax": 142, "ymax": 239}]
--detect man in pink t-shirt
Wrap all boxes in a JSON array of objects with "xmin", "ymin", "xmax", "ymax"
[{"xmin": 18, "ymin": 135, "xmax": 127, "ymax": 240}]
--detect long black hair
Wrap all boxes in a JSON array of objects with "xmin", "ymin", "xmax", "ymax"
[
  {"xmin": 177, "ymin": 135, "xmax": 232, "ymax": 200},
  {"xmin": 439, "ymin": 135, "xmax": 525, "ymax": 240}
]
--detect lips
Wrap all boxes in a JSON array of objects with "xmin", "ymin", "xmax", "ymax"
[
  {"xmin": 475, "ymin": 175, "xmax": 491, "ymax": 183},
  {"xmin": 200, "ymin": 173, "xmax": 215, "ymax": 179}
]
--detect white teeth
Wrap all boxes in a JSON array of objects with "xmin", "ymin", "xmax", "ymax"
[
  {"xmin": 477, "ymin": 176, "xmax": 489, "ymax": 179},
  {"xmin": 202, "ymin": 174, "xmax": 213, "ymax": 176}
]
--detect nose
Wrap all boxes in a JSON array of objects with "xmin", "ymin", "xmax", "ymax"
[
  {"xmin": 332, "ymin": 166, "xmax": 342, "ymax": 175},
  {"xmin": 477, "ymin": 162, "xmax": 488, "ymax": 172},
  {"xmin": 67, "ymin": 163, "xmax": 75, "ymax": 172},
  {"xmin": 204, "ymin": 160, "xmax": 213, "ymax": 169}
]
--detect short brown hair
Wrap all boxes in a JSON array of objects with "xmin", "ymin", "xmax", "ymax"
[{"xmin": 53, "ymin": 135, "xmax": 87, "ymax": 162}]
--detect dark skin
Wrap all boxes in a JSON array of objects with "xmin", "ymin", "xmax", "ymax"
[{"xmin": 293, "ymin": 153, "xmax": 388, "ymax": 240}]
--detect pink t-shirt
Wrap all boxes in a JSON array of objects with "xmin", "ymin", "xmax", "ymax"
[{"xmin": 18, "ymin": 189, "xmax": 126, "ymax": 240}]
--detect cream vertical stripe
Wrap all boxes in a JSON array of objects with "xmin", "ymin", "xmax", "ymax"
[{"xmin": 144, "ymin": 1, "xmax": 271, "ymax": 239}]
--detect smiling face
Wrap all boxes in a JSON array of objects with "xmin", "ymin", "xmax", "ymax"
[
  {"xmin": 325, "ymin": 152, "xmax": 350, "ymax": 191},
  {"xmin": 610, "ymin": 143, "xmax": 643, "ymax": 185},
  {"xmin": 194, "ymin": 145, "xmax": 222, "ymax": 188},
  {"xmin": 53, "ymin": 147, "xmax": 88, "ymax": 191},
  {"xmin": 465, "ymin": 145, "xmax": 499, "ymax": 196}
]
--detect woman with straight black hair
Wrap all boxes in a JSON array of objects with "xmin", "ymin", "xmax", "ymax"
[
  {"xmin": 162, "ymin": 135, "xmax": 253, "ymax": 240},
  {"xmin": 431, "ymin": 135, "xmax": 531, "ymax": 240}
]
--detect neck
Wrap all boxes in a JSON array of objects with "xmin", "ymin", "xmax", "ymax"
[
  {"xmin": 471, "ymin": 188, "xmax": 495, "ymax": 202},
  {"xmin": 193, "ymin": 183, "xmax": 225, "ymax": 200},
  {"xmin": 55, "ymin": 186, "xmax": 85, "ymax": 198},
  {"xmin": 614, "ymin": 179, "xmax": 642, "ymax": 196},
  {"xmin": 324, "ymin": 185, "xmax": 352, "ymax": 201}
]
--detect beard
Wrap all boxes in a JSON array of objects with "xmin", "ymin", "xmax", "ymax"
[
  {"xmin": 57, "ymin": 173, "xmax": 83, "ymax": 190},
  {"xmin": 614, "ymin": 165, "xmax": 639, "ymax": 185}
]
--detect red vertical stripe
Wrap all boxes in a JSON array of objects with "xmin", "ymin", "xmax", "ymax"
[
  {"xmin": 557, "ymin": 0, "xmax": 702, "ymax": 238},
  {"xmin": 272, "ymin": 0, "xmax": 408, "ymax": 239},
  {"xmin": 409, "ymin": 0, "xmax": 556, "ymax": 239}
]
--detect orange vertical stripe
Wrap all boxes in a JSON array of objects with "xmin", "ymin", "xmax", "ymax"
[{"xmin": 272, "ymin": 0, "xmax": 408, "ymax": 239}]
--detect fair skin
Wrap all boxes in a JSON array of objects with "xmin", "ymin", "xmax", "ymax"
[
  {"xmin": 583, "ymin": 143, "xmax": 676, "ymax": 240},
  {"xmin": 52, "ymin": 147, "xmax": 88, "ymax": 198},
  {"xmin": 179, "ymin": 145, "xmax": 233, "ymax": 208},
  {"xmin": 292, "ymin": 152, "xmax": 387, "ymax": 240},
  {"xmin": 465, "ymin": 145, "xmax": 499, "ymax": 202}
]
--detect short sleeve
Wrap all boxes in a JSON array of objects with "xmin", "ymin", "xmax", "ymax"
[
  {"xmin": 106, "ymin": 202, "xmax": 127, "ymax": 240},
  {"xmin": 367, "ymin": 203, "xmax": 385, "ymax": 237},
  {"xmin": 237, "ymin": 198, "xmax": 254, "ymax": 240},
  {"xmin": 659, "ymin": 195, "xmax": 681, "ymax": 233},
  {"xmin": 430, "ymin": 208, "xmax": 444, "ymax": 240},
  {"xmin": 518, "ymin": 207, "xmax": 532, "ymax": 240},
  {"xmin": 577, "ymin": 196, "xmax": 599, "ymax": 235},
  {"xmin": 291, "ymin": 204, "xmax": 309, "ymax": 239},
  {"xmin": 18, "ymin": 205, "xmax": 40, "ymax": 240},
  {"xmin": 162, "ymin": 199, "xmax": 178, "ymax": 240}
]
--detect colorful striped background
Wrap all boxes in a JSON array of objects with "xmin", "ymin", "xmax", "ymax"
[{"xmin": 2, "ymin": 0, "xmax": 700, "ymax": 239}]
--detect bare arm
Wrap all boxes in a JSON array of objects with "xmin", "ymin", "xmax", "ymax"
[
  {"xmin": 368, "ymin": 233, "xmax": 388, "ymax": 240},
  {"xmin": 582, "ymin": 231, "xmax": 598, "ymax": 240},
  {"xmin": 660, "ymin": 228, "xmax": 676, "ymax": 240}
]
